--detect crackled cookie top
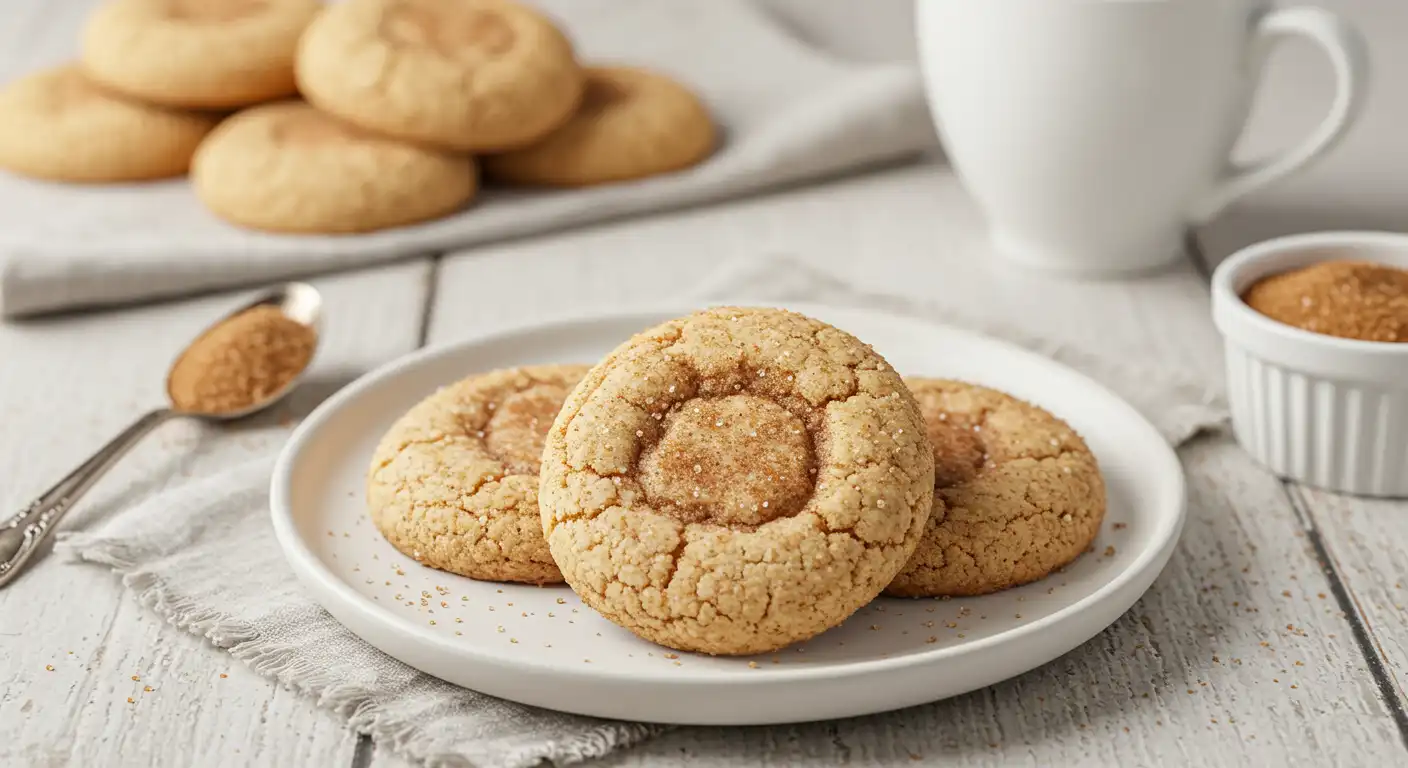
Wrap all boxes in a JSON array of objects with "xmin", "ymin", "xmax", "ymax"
[
  {"xmin": 540, "ymin": 308, "xmax": 934, "ymax": 655},
  {"xmin": 885, "ymin": 379, "xmax": 1106, "ymax": 598},
  {"xmin": 368, "ymin": 364, "xmax": 588, "ymax": 585},
  {"xmin": 296, "ymin": 0, "xmax": 583, "ymax": 151}
]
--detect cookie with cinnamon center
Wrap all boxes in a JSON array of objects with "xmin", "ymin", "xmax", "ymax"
[
  {"xmin": 885, "ymin": 379, "xmax": 1106, "ymax": 598},
  {"xmin": 368, "ymin": 364, "xmax": 589, "ymax": 584},
  {"xmin": 540, "ymin": 307, "xmax": 934, "ymax": 655}
]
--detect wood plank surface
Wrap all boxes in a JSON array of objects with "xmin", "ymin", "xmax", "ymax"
[
  {"xmin": 408, "ymin": 163, "xmax": 1407, "ymax": 766},
  {"xmin": 600, "ymin": 442, "xmax": 1405, "ymax": 767},
  {"xmin": 0, "ymin": 12, "xmax": 432, "ymax": 766},
  {"xmin": 1192, "ymin": 0, "xmax": 1408, "ymax": 734},
  {"xmin": 0, "ymin": 261, "xmax": 432, "ymax": 767},
  {"xmin": 3, "ymin": 0, "xmax": 1406, "ymax": 763},
  {"xmin": 1297, "ymin": 486, "xmax": 1408, "ymax": 693},
  {"xmin": 427, "ymin": 164, "xmax": 1224, "ymax": 379}
]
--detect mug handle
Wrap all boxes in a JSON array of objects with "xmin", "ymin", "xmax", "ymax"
[{"xmin": 1189, "ymin": 6, "xmax": 1370, "ymax": 224}]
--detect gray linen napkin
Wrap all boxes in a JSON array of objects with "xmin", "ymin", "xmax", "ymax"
[
  {"xmin": 0, "ymin": 0, "xmax": 935, "ymax": 318},
  {"xmin": 58, "ymin": 256, "xmax": 1227, "ymax": 768}
]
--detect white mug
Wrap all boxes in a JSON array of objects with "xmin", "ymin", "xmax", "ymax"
[{"xmin": 916, "ymin": 0, "xmax": 1370, "ymax": 275}]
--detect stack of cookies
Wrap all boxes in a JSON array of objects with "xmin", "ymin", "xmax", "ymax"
[
  {"xmin": 367, "ymin": 307, "xmax": 1107, "ymax": 656},
  {"xmin": 0, "ymin": 0, "xmax": 716, "ymax": 234}
]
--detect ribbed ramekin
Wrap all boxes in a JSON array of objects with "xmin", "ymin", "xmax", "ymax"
[{"xmin": 1211, "ymin": 231, "xmax": 1408, "ymax": 498}]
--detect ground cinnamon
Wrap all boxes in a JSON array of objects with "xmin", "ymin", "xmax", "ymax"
[
  {"xmin": 167, "ymin": 304, "xmax": 317, "ymax": 414},
  {"xmin": 1243, "ymin": 260, "xmax": 1408, "ymax": 343}
]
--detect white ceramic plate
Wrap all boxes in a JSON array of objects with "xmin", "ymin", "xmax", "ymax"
[{"xmin": 271, "ymin": 304, "xmax": 1185, "ymax": 726}]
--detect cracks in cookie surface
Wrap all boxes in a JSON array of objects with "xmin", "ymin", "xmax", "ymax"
[
  {"xmin": 553, "ymin": 311, "xmax": 924, "ymax": 529},
  {"xmin": 886, "ymin": 378, "xmax": 1106, "ymax": 598},
  {"xmin": 542, "ymin": 308, "xmax": 934, "ymax": 654},
  {"xmin": 367, "ymin": 365, "xmax": 586, "ymax": 584},
  {"xmin": 479, "ymin": 375, "xmax": 574, "ymax": 476}
]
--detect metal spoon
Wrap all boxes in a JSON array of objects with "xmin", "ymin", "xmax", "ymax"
[{"xmin": 0, "ymin": 283, "xmax": 322, "ymax": 589}]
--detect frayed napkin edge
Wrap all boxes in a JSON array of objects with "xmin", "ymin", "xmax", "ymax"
[{"xmin": 58, "ymin": 533, "xmax": 667, "ymax": 768}]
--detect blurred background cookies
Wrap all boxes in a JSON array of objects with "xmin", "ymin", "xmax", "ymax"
[
  {"xmin": 0, "ymin": 64, "xmax": 218, "ymax": 182},
  {"xmin": 484, "ymin": 66, "xmax": 716, "ymax": 187},
  {"xmin": 192, "ymin": 101, "xmax": 477, "ymax": 233},
  {"xmin": 81, "ymin": 0, "xmax": 323, "ymax": 109},
  {"xmin": 297, "ymin": 0, "xmax": 584, "ymax": 152},
  {"xmin": 0, "ymin": 0, "xmax": 720, "ymax": 234}
]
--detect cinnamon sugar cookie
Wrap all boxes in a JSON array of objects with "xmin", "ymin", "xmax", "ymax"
[
  {"xmin": 191, "ymin": 101, "xmax": 477, "ymax": 233},
  {"xmin": 81, "ymin": 0, "xmax": 323, "ymax": 109},
  {"xmin": 368, "ymin": 364, "xmax": 590, "ymax": 585},
  {"xmin": 540, "ymin": 308, "xmax": 934, "ymax": 655},
  {"xmin": 296, "ymin": 0, "xmax": 583, "ymax": 152},
  {"xmin": 885, "ymin": 379, "xmax": 1106, "ymax": 598},
  {"xmin": 483, "ymin": 66, "xmax": 716, "ymax": 187},
  {"xmin": 0, "ymin": 65, "xmax": 218, "ymax": 182}
]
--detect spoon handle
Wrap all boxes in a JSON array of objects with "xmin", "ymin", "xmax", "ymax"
[{"xmin": 0, "ymin": 408, "xmax": 176, "ymax": 589}]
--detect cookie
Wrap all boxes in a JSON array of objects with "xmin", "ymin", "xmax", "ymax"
[
  {"xmin": 483, "ymin": 66, "xmax": 716, "ymax": 187},
  {"xmin": 540, "ymin": 307, "xmax": 934, "ymax": 655},
  {"xmin": 191, "ymin": 101, "xmax": 477, "ymax": 233},
  {"xmin": 81, "ymin": 0, "xmax": 323, "ymax": 109},
  {"xmin": 368, "ymin": 365, "xmax": 590, "ymax": 585},
  {"xmin": 885, "ymin": 379, "xmax": 1106, "ymax": 598},
  {"xmin": 296, "ymin": 0, "xmax": 584, "ymax": 152},
  {"xmin": 0, "ymin": 65, "xmax": 218, "ymax": 183}
]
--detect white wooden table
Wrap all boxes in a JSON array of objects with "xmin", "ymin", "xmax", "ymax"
[{"xmin": 3, "ymin": 1, "xmax": 1407, "ymax": 766}]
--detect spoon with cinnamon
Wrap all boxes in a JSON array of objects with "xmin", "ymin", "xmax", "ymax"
[{"xmin": 0, "ymin": 283, "xmax": 321, "ymax": 588}]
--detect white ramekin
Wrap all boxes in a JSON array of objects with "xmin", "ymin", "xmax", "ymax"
[{"xmin": 1211, "ymin": 231, "xmax": 1408, "ymax": 498}]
